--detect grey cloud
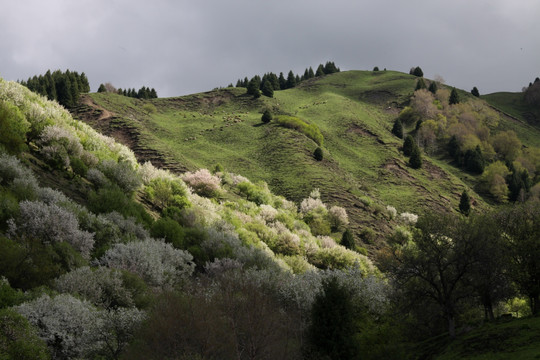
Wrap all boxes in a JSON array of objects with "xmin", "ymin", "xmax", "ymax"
[{"xmin": 1, "ymin": 0, "xmax": 539, "ymax": 97}]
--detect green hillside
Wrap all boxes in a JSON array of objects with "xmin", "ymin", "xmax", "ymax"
[{"xmin": 75, "ymin": 70, "xmax": 508, "ymax": 244}]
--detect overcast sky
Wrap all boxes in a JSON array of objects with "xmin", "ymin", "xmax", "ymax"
[{"xmin": 1, "ymin": 0, "xmax": 538, "ymax": 97}]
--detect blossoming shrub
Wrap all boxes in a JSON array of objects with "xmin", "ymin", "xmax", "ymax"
[{"xmin": 182, "ymin": 168, "xmax": 220, "ymax": 197}]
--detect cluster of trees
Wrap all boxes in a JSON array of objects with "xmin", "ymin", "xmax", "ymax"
[
  {"xmin": 19, "ymin": 70, "xmax": 90, "ymax": 108},
  {"xmin": 381, "ymin": 202, "xmax": 540, "ymax": 339},
  {"xmin": 524, "ymin": 76, "xmax": 540, "ymax": 107},
  {"xmin": 393, "ymin": 81, "xmax": 540, "ymax": 202},
  {"xmin": 237, "ymin": 61, "xmax": 340, "ymax": 98},
  {"xmin": 97, "ymin": 84, "xmax": 158, "ymax": 99}
]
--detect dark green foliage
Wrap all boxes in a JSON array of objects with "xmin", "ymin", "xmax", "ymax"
[
  {"xmin": 97, "ymin": 84, "xmax": 106, "ymax": 93},
  {"xmin": 315, "ymin": 64, "xmax": 325, "ymax": 77},
  {"xmin": 0, "ymin": 308, "xmax": 51, "ymax": 360},
  {"xmin": 0, "ymin": 279, "xmax": 24, "ymax": 308},
  {"xmin": 428, "ymin": 81, "xmax": 438, "ymax": 94},
  {"xmin": 21, "ymin": 69, "xmax": 89, "ymax": 108},
  {"xmin": 247, "ymin": 77, "xmax": 261, "ymax": 98},
  {"xmin": 308, "ymin": 277, "xmax": 358, "ymax": 359},
  {"xmin": 415, "ymin": 78, "xmax": 427, "ymax": 90},
  {"xmin": 69, "ymin": 156, "xmax": 87, "ymax": 177},
  {"xmin": 0, "ymin": 235, "xmax": 84, "ymax": 290},
  {"xmin": 261, "ymin": 109, "xmax": 272, "ymax": 123},
  {"xmin": 0, "ymin": 101, "xmax": 30, "ymax": 154},
  {"xmin": 373, "ymin": 66, "xmax": 380, "ymax": 71},
  {"xmin": 449, "ymin": 88, "xmax": 460, "ymax": 105},
  {"xmin": 323, "ymin": 61, "xmax": 340, "ymax": 74},
  {"xmin": 471, "ymin": 86, "xmax": 480, "ymax": 97},
  {"xmin": 447, "ymin": 135, "xmax": 460, "ymax": 158},
  {"xmin": 261, "ymin": 79, "xmax": 274, "ymax": 97},
  {"xmin": 341, "ymin": 228, "xmax": 355, "ymax": 249},
  {"xmin": 151, "ymin": 217, "xmax": 185, "ymax": 248},
  {"xmin": 464, "ymin": 146, "xmax": 485, "ymax": 174},
  {"xmin": 403, "ymin": 135, "xmax": 415, "ymax": 156},
  {"xmin": 314, "ymin": 147, "xmax": 323, "ymax": 161},
  {"xmin": 286, "ymin": 70, "xmax": 296, "ymax": 89},
  {"xmin": 411, "ymin": 66, "xmax": 424, "ymax": 77},
  {"xmin": 508, "ymin": 168, "xmax": 531, "ymax": 202},
  {"xmin": 88, "ymin": 185, "xmax": 152, "ymax": 227},
  {"xmin": 391, "ymin": 118, "xmax": 403, "ymax": 138},
  {"xmin": 397, "ymin": 107, "xmax": 419, "ymax": 125},
  {"xmin": 459, "ymin": 190, "xmax": 471, "ymax": 216},
  {"xmin": 409, "ymin": 144, "xmax": 422, "ymax": 169},
  {"xmin": 278, "ymin": 72, "xmax": 286, "ymax": 89}
]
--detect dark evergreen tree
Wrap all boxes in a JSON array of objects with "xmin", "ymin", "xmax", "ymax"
[
  {"xmin": 412, "ymin": 66, "xmax": 424, "ymax": 77},
  {"xmin": 79, "ymin": 72, "xmax": 90, "ymax": 92},
  {"xmin": 449, "ymin": 88, "xmax": 460, "ymax": 105},
  {"xmin": 56, "ymin": 76, "xmax": 73, "ymax": 107},
  {"xmin": 508, "ymin": 168, "xmax": 531, "ymax": 202},
  {"xmin": 246, "ymin": 77, "xmax": 260, "ymax": 97},
  {"xmin": 403, "ymin": 135, "xmax": 415, "ymax": 156},
  {"xmin": 409, "ymin": 144, "xmax": 422, "ymax": 169},
  {"xmin": 447, "ymin": 135, "xmax": 460, "ymax": 159},
  {"xmin": 459, "ymin": 190, "xmax": 471, "ymax": 216},
  {"xmin": 428, "ymin": 81, "xmax": 438, "ymax": 94},
  {"xmin": 268, "ymin": 73, "xmax": 279, "ymax": 90},
  {"xmin": 308, "ymin": 67, "xmax": 315, "ymax": 78},
  {"xmin": 261, "ymin": 109, "xmax": 272, "ymax": 123},
  {"xmin": 391, "ymin": 118, "xmax": 404, "ymax": 138},
  {"xmin": 278, "ymin": 72, "xmax": 286, "ymax": 90},
  {"xmin": 286, "ymin": 70, "xmax": 296, "ymax": 89},
  {"xmin": 324, "ymin": 61, "xmax": 339, "ymax": 74},
  {"xmin": 261, "ymin": 80, "xmax": 273, "ymax": 98},
  {"xmin": 314, "ymin": 147, "xmax": 323, "ymax": 161},
  {"xmin": 373, "ymin": 66, "xmax": 380, "ymax": 71},
  {"xmin": 315, "ymin": 64, "xmax": 325, "ymax": 77},
  {"xmin": 341, "ymin": 228, "xmax": 354, "ymax": 249},
  {"xmin": 471, "ymin": 86, "xmax": 480, "ymax": 97},
  {"xmin": 464, "ymin": 146, "xmax": 485, "ymax": 174},
  {"xmin": 415, "ymin": 78, "xmax": 427, "ymax": 90},
  {"xmin": 117, "ymin": 88, "xmax": 124, "ymax": 95},
  {"xmin": 98, "ymin": 84, "xmax": 106, "ymax": 93},
  {"xmin": 308, "ymin": 277, "xmax": 358, "ymax": 360},
  {"xmin": 150, "ymin": 88, "xmax": 158, "ymax": 98},
  {"xmin": 235, "ymin": 79, "xmax": 243, "ymax": 87},
  {"xmin": 303, "ymin": 68, "xmax": 310, "ymax": 80},
  {"xmin": 295, "ymin": 74, "xmax": 301, "ymax": 84}
]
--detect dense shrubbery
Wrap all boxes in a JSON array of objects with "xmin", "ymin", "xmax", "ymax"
[{"xmin": 274, "ymin": 115, "xmax": 324, "ymax": 146}]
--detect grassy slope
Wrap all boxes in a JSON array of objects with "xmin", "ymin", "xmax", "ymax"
[
  {"xmin": 76, "ymin": 70, "xmax": 540, "ymax": 242},
  {"xmin": 482, "ymin": 92, "xmax": 540, "ymax": 147},
  {"xmin": 416, "ymin": 316, "xmax": 540, "ymax": 360}
]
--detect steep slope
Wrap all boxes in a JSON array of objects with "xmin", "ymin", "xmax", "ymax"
[{"xmin": 73, "ymin": 70, "xmax": 488, "ymax": 245}]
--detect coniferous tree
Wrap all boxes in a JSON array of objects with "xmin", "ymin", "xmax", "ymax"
[
  {"xmin": 391, "ymin": 118, "xmax": 404, "ymax": 138},
  {"xmin": 373, "ymin": 66, "xmax": 380, "ymax": 71},
  {"xmin": 341, "ymin": 228, "xmax": 354, "ymax": 249},
  {"xmin": 415, "ymin": 78, "xmax": 427, "ymax": 90},
  {"xmin": 315, "ymin": 64, "xmax": 325, "ymax": 77},
  {"xmin": 150, "ymin": 88, "xmax": 158, "ymax": 98},
  {"xmin": 471, "ymin": 86, "xmax": 480, "ymax": 97},
  {"xmin": 261, "ymin": 109, "xmax": 272, "ymax": 123},
  {"xmin": 412, "ymin": 66, "xmax": 424, "ymax": 77},
  {"xmin": 428, "ymin": 81, "xmax": 438, "ymax": 94},
  {"xmin": 403, "ymin": 135, "xmax": 415, "ymax": 156},
  {"xmin": 314, "ymin": 147, "xmax": 323, "ymax": 161},
  {"xmin": 447, "ymin": 135, "xmax": 460, "ymax": 159},
  {"xmin": 449, "ymin": 88, "xmax": 460, "ymax": 105},
  {"xmin": 247, "ymin": 77, "xmax": 261, "ymax": 97},
  {"xmin": 308, "ymin": 67, "xmax": 315, "ymax": 78},
  {"xmin": 278, "ymin": 72, "xmax": 286, "ymax": 90},
  {"xmin": 308, "ymin": 277, "xmax": 358, "ymax": 360},
  {"xmin": 409, "ymin": 144, "xmax": 422, "ymax": 169},
  {"xmin": 459, "ymin": 190, "xmax": 471, "ymax": 216},
  {"xmin": 261, "ymin": 80, "xmax": 274, "ymax": 98},
  {"xmin": 464, "ymin": 146, "xmax": 484, "ymax": 174},
  {"xmin": 286, "ymin": 71, "xmax": 296, "ymax": 89}
]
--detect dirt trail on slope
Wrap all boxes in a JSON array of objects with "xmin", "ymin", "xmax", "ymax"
[{"xmin": 73, "ymin": 95, "xmax": 188, "ymax": 174}]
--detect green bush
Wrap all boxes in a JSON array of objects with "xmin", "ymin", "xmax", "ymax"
[
  {"xmin": 237, "ymin": 181, "xmax": 272, "ymax": 205},
  {"xmin": 0, "ymin": 308, "xmax": 51, "ymax": 360},
  {"xmin": 88, "ymin": 185, "xmax": 152, "ymax": 227},
  {"xmin": 151, "ymin": 217, "xmax": 185, "ymax": 249},
  {"xmin": 69, "ymin": 156, "xmax": 88, "ymax": 176},
  {"xmin": 274, "ymin": 115, "xmax": 324, "ymax": 146},
  {"xmin": 314, "ymin": 147, "xmax": 323, "ymax": 161}
]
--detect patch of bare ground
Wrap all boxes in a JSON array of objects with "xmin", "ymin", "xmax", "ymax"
[{"xmin": 347, "ymin": 124, "xmax": 386, "ymax": 144}]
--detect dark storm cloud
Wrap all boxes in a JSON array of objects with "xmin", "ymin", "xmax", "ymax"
[{"xmin": 1, "ymin": 0, "xmax": 539, "ymax": 97}]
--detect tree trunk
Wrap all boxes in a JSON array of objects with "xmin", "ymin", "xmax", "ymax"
[
  {"xmin": 447, "ymin": 315, "xmax": 456, "ymax": 338},
  {"xmin": 484, "ymin": 303, "xmax": 495, "ymax": 321},
  {"xmin": 531, "ymin": 295, "xmax": 540, "ymax": 316}
]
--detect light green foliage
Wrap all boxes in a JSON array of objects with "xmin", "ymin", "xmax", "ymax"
[
  {"xmin": 274, "ymin": 115, "xmax": 324, "ymax": 146},
  {"xmin": 236, "ymin": 181, "xmax": 273, "ymax": 205},
  {"xmin": 480, "ymin": 161, "xmax": 510, "ymax": 202},
  {"xmin": 0, "ymin": 100, "xmax": 30, "ymax": 153}
]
